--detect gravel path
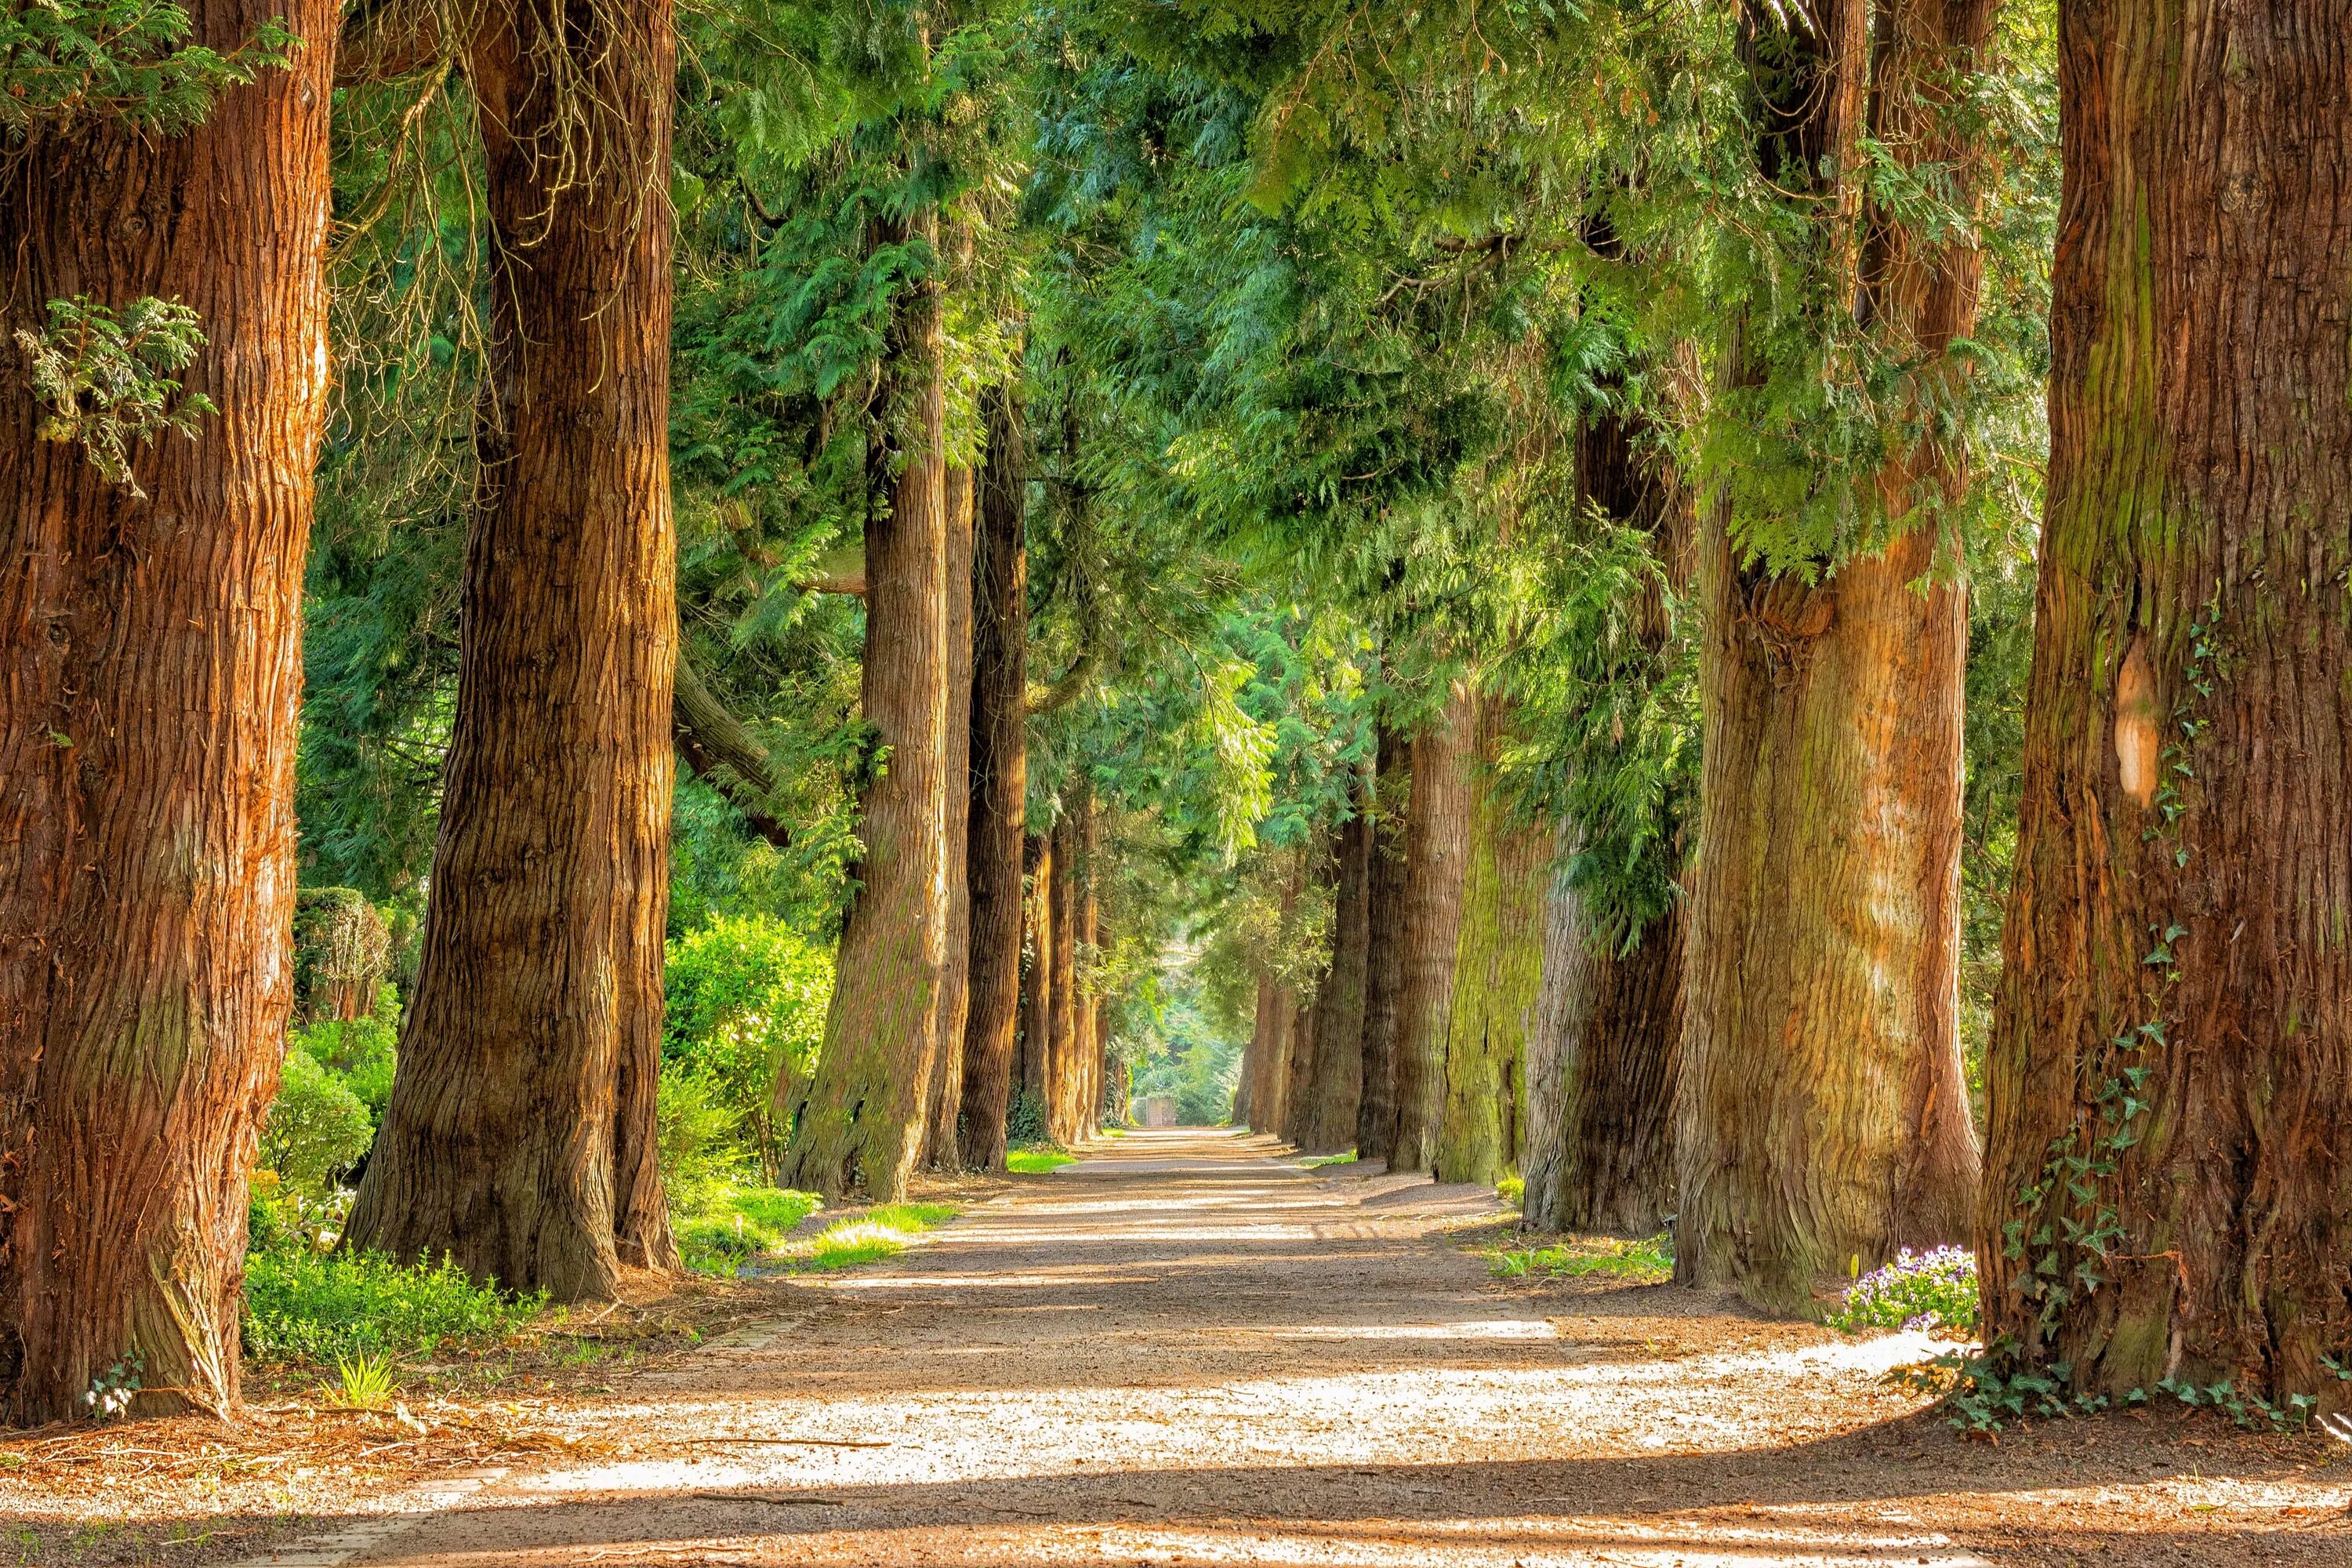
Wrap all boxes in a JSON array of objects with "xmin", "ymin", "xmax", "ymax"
[{"xmin": 238, "ymin": 1127, "xmax": 2347, "ymax": 1566}]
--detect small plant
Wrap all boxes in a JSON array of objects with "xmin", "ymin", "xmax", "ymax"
[
  {"xmin": 1494, "ymin": 1174, "xmax": 1523, "ymax": 1207},
  {"xmin": 79, "ymin": 1350, "xmax": 143, "ymax": 1420},
  {"xmin": 242, "ymin": 1249, "xmax": 543, "ymax": 1364},
  {"xmin": 1299, "ymin": 1150, "xmax": 1358, "ymax": 1169},
  {"xmin": 328, "ymin": 1351, "xmax": 396, "ymax": 1410},
  {"xmin": 1006, "ymin": 1145, "xmax": 1074, "ymax": 1174},
  {"xmin": 16, "ymin": 295, "xmax": 215, "ymax": 493},
  {"xmin": 673, "ymin": 1184, "xmax": 824, "ymax": 1274},
  {"xmin": 1826, "ymin": 1247, "xmax": 1979, "ymax": 1334},
  {"xmin": 786, "ymin": 1203, "xmax": 957, "ymax": 1272},
  {"xmin": 1490, "ymin": 1232, "xmax": 1673, "ymax": 1283}
]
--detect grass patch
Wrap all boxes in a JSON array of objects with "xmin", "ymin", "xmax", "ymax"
[
  {"xmin": 1006, "ymin": 1146, "xmax": 1076, "ymax": 1174},
  {"xmin": 243, "ymin": 1250, "xmax": 545, "ymax": 1365},
  {"xmin": 673, "ymin": 1184, "xmax": 825, "ymax": 1275},
  {"xmin": 1490, "ymin": 1231, "xmax": 1673, "ymax": 1283},
  {"xmin": 1298, "ymin": 1149, "xmax": 1358, "ymax": 1167},
  {"xmin": 784, "ymin": 1203, "xmax": 958, "ymax": 1272},
  {"xmin": 1495, "ymin": 1174, "xmax": 1524, "ymax": 1208}
]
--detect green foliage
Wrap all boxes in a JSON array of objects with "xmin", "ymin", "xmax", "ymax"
[
  {"xmin": 241, "ymin": 1250, "xmax": 543, "ymax": 1365},
  {"xmin": 327, "ymin": 1351, "xmax": 397, "ymax": 1411},
  {"xmin": 1490, "ymin": 1232, "xmax": 1673, "ymax": 1283},
  {"xmin": 655, "ymin": 1058, "xmax": 750, "ymax": 1207},
  {"xmin": 260, "ymin": 1047, "xmax": 374, "ymax": 1199},
  {"xmin": 673, "ymin": 1185, "xmax": 825, "ymax": 1275},
  {"xmin": 1005, "ymin": 1146, "xmax": 1073, "ymax": 1174},
  {"xmin": 1004, "ymin": 1084, "xmax": 1050, "ymax": 1147},
  {"xmin": 292, "ymin": 982, "xmax": 401, "ymax": 1115},
  {"xmin": 1494, "ymin": 1173, "xmax": 1522, "ymax": 1207},
  {"xmin": 785, "ymin": 1203, "xmax": 957, "ymax": 1272},
  {"xmin": 664, "ymin": 915, "xmax": 833, "ymax": 1181},
  {"xmin": 0, "ymin": 0, "xmax": 296, "ymax": 135},
  {"xmin": 14, "ymin": 294, "xmax": 213, "ymax": 495},
  {"xmin": 1824, "ymin": 1247, "xmax": 1978, "ymax": 1334}
]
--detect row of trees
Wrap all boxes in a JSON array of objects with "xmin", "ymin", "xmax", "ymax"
[{"xmin": 2, "ymin": 0, "xmax": 2347, "ymax": 1433}]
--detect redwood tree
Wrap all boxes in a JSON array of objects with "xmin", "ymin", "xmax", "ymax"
[
  {"xmin": 1386, "ymin": 684, "xmax": 1474, "ymax": 1174},
  {"xmin": 347, "ymin": 0, "xmax": 683, "ymax": 1293},
  {"xmin": 1354, "ymin": 727, "xmax": 1410, "ymax": 1163},
  {"xmin": 1295, "ymin": 793, "xmax": 1372, "ymax": 1152},
  {"xmin": 0, "ymin": 0, "xmax": 336, "ymax": 1419},
  {"xmin": 779, "ymin": 208, "xmax": 951, "ymax": 1200},
  {"xmin": 957, "ymin": 387, "xmax": 1030, "ymax": 1169},
  {"xmin": 924, "ymin": 463, "xmax": 976, "ymax": 1168},
  {"xmin": 1979, "ymin": 0, "xmax": 2352, "ymax": 1403},
  {"xmin": 1673, "ymin": 0, "xmax": 1982, "ymax": 1310}
]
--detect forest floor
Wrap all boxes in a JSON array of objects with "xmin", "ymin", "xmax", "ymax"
[{"xmin": 5, "ymin": 1127, "xmax": 2347, "ymax": 1566}]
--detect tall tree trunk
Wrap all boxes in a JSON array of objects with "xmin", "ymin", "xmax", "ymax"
[
  {"xmin": 1529, "ymin": 858, "xmax": 1686, "ymax": 1236},
  {"xmin": 1243, "ymin": 977, "xmax": 1293, "ymax": 1134},
  {"xmin": 1355, "ymin": 728, "xmax": 1410, "ymax": 1163},
  {"xmin": 1047, "ymin": 810, "xmax": 1080, "ymax": 1142},
  {"xmin": 1524, "ymin": 394, "xmax": 1691, "ymax": 1236},
  {"xmin": 779, "ymin": 209, "xmax": 949, "ymax": 1200},
  {"xmin": 1280, "ymin": 834, "xmax": 1338, "ymax": 1145},
  {"xmin": 1436, "ymin": 706, "xmax": 1548, "ymax": 1186},
  {"xmin": 1674, "ymin": 0, "xmax": 1983, "ymax": 1311},
  {"xmin": 0, "ymin": 0, "xmax": 336, "ymax": 1421},
  {"xmin": 1018, "ymin": 831, "xmax": 1052, "ymax": 1119},
  {"xmin": 1388, "ymin": 684, "xmax": 1475, "ymax": 1174},
  {"xmin": 924, "ymin": 463, "xmax": 975, "ymax": 1168},
  {"xmin": 1298, "ymin": 793, "xmax": 1373, "ymax": 1152},
  {"xmin": 1980, "ymin": 0, "xmax": 2352, "ymax": 1404},
  {"xmin": 957, "ymin": 388, "xmax": 1029, "ymax": 1171},
  {"xmin": 346, "ymin": 0, "xmax": 681, "ymax": 1294},
  {"xmin": 1076, "ymin": 798, "xmax": 1103, "ymax": 1138}
]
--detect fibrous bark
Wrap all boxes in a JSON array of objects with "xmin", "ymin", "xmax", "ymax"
[
  {"xmin": 1018, "ymin": 831, "xmax": 1053, "ymax": 1112},
  {"xmin": 779, "ymin": 208, "xmax": 949, "ymax": 1200},
  {"xmin": 1979, "ymin": 0, "xmax": 2352, "ymax": 1403},
  {"xmin": 1436, "ymin": 706, "xmax": 1548, "ymax": 1187},
  {"xmin": 924, "ymin": 463, "xmax": 975, "ymax": 1169},
  {"xmin": 1674, "ymin": 0, "xmax": 1982, "ymax": 1311},
  {"xmin": 346, "ymin": 0, "xmax": 681, "ymax": 1295},
  {"xmin": 1355, "ymin": 728, "xmax": 1410, "ymax": 1163},
  {"xmin": 956, "ymin": 388, "xmax": 1029, "ymax": 1171},
  {"xmin": 1297, "ymin": 792, "xmax": 1373, "ymax": 1152},
  {"xmin": 1387, "ymin": 684, "xmax": 1475, "ymax": 1174},
  {"xmin": 1047, "ymin": 810, "xmax": 1080, "ymax": 1142},
  {"xmin": 1280, "ymin": 834, "xmax": 1338, "ymax": 1145},
  {"xmin": 0, "ymin": 0, "xmax": 336, "ymax": 1421}
]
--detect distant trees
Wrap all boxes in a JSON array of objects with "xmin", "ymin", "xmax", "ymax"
[{"xmin": 0, "ymin": 0, "xmax": 338, "ymax": 1420}]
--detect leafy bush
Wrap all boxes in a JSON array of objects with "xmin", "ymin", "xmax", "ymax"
[
  {"xmin": 292, "ymin": 982, "xmax": 401, "ymax": 1115},
  {"xmin": 1826, "ymin": 1247, "xmax": 1979, "ymax": 1334},
  {"xmin": 242, "ymin": 1250, "xmax": 543, "ymax": 1364},
  {"xmin": 1004, "ymin": 1084, "xmax": 1049, "ymax": 1147},
  {"xmin": 673, "ymin": 1185, "xmax": 824, "ymax": 1275},
  {"xmin": 656, "ymin": 1058, "xmax": 748, "ymax": 1207},
  {"xmin": 260, "ymin": 1047, "xmax": 374, "ymax": 1198},
  {"xmin": 665, "ymin": 915, "xmax": 832, "ymax": 1179}
]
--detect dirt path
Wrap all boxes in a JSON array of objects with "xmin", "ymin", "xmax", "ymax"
[{"xmin": 229, "ymin": 1128, "xmax": 2342, "ymax": 1566}]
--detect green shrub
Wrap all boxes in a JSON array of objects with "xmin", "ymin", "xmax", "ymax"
[
  {"xmin": 665, "ymin": 915, "xmax": 832, "ymax": 1179},
  {"xmin": 241, "ymin": 1250, "xmax": 543, "ymax": 1364},
  {"xmin": 656, "ymin": 1058, "xmax": 748, "ymax": 1207},
  {"xmin": 1006, "ymin": 1146, "xmax": 1073, "ymax": 1174},
  {"xmin": 292, "ymin": 982, "xmax": 400, "ymax": 1115},
  {"xmin": 260, "ymin": 1047, "xmax": 374, "ymax": 1198},
  {"xmin": 673, "ymin": 1185, "xmax": 824, "ymax": 1275},
  {"xmin": 1004, "ymin": 1084, "xmax": 1048, "ymax": 1147}
]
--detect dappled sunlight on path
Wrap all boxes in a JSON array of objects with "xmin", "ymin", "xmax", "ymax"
[{"xmin": 238, "ymin": 1130, "xmax": 2347, "ymax": 1566}]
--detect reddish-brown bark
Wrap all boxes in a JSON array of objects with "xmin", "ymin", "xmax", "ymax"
[
  {"xmin": 1354, "ymin": 728, "xmax": 1410, "ymax": 1163},
  {"xmin": 956, "ymin": 390, "xmax": 1030, "ymax": 1170},
  {"xmin": 779, "ymin": 209, "xmax": 949, "ymax": 1200},
  {"xmin": 1386, "ymin": 685, "xmax": 1475, "ymax": 1174},
  {"xmin": 0, "ymin": 0, "xmax": 336, "ymax": 1421},
  {"xmin": 924, "ymin": 463, "xmax": 975, "ymax": 1169},
  {"xmin": 343, "ymin": 0, "xmax": 680, "ymax": 1296},
  {"xmin": 1980, "ymin": 0, "xmax": 2352, "ymax": 1403},
  {"xmin": 1297, "ymin": 795, "xmax": 1372, "ymax": 1153},
  {"xmin": 1675, "ymin": 0, "xmax": 1983, "ymax": 1311},
  {"xmin": 1019, "ymin": 831, "xmax": 1053, "ymax": 1117}
]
